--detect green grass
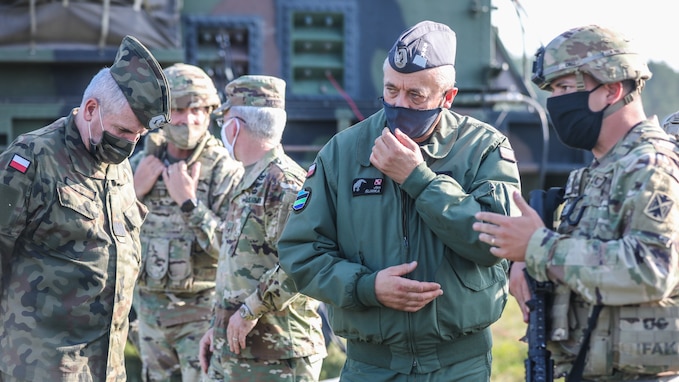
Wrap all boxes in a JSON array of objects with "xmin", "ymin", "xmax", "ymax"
[
  {"xmin": 491, "ymin": 297, "xmax": 528, "ymax": 381},
  {"xmin": 124, "ymin": 298, "xmax": 554, "ymax": 381}
]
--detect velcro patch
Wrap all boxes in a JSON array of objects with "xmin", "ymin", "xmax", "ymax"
[
  {"xmin": 9, "ymin": 154, "xmax": 30, "ymax": 173},
  {"xmin": 293, "ymin": 188, "xmax": 311, "ymax": 212},
  {"xmin": 352, "ymin": 178, "xmax": 383, "ymax": 196},
  {"xmin": 306, "ymin": 162, "xmax": 317, "ymax": 178},
  {"xmin": 499, "ymin": 146, "xmax": 517, "ymax": 163},
  {"xmin": 0, "ymin": 184, "xmax": 21, "ymax": 226},
  {"xmin": 644, "ymin": 191, "xmax": 673, "ymax": 222}
]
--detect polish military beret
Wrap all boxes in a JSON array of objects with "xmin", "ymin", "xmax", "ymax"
[
  {"xmin": 109, "ymin": 35, "xmax": 171, "ymax": 130},
  {"xmin": 388, "ymin": 20, "xmax": 457, "ymax": 73},
  {"xmin": 214, "ymin": 75, "xmax": 286, "ymax": 116}
]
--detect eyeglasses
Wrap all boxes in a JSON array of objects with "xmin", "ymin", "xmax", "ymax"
[{"xmin": 216, "ymin": 116, "xmax": 247, "ymax": 128}]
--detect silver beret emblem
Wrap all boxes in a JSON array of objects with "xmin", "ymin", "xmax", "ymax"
[
  {"xmin": 394, "ymin": 47, "xmax": 408, "ymax": 69},
  {"xmin": 149, "ymin": 114, "xmax": 169, "ymax": 130}
]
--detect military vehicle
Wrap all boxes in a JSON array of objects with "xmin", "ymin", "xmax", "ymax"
[{"xmin": 0, "ymin": 0, "xmax": 590, "ymax": 192}]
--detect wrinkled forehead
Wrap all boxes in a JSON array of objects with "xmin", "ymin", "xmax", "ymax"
[{"xmin": 383, "ymin": 64, "xmax": 440, "ymax": 93}]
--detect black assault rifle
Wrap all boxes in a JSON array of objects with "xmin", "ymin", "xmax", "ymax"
[{"xmin": 524, "ymin": 187, "xmax": 564, "ymax": 382}]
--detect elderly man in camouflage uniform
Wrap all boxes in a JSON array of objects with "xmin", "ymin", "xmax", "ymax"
[
  {"xmin": 130, "ymin": 63, "xmax": 243, "ymax": 382},
  {"xmin": 0, "ymin": 36, "xmax": 170, "ymax": 382},
  {"xmin": 474, "ymin": 25, "xmax": 679, "ymax": 381},
  {"xmin": 198, "ymin": 75, "xmax": 326, "ymax": 381}
]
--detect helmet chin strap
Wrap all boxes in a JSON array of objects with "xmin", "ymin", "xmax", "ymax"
[
  {"xmin": 579, "ymin": 69, "xmax": 644, "ymax": 119},
  {"xmin": 602, "ymin": 82, "xmax": 642, "ymax": 119}
]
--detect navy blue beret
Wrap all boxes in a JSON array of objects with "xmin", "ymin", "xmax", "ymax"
[{"xmin": 388, "ymin": 20, "xmax": 456, "ymax": 73}]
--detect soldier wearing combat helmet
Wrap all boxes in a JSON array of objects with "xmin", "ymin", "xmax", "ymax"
[
  {"xmin": 474, "ymin": 25, "xmax": 679, "ymax": 381},
  {"xmin": 129, "ymin": 63, "xmax": 242, "ymax": 381},
  {"xmin": 0, "ymin": 35, "xmax": 169, "ymax": 381}
]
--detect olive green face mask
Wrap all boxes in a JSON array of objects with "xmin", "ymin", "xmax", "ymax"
[{"xmin": 163, "ymin": 122, "xmax": 207, "ymax": 150}]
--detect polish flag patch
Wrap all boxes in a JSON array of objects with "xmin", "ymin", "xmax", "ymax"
[{"xmin": 9, "ymin": 154, "xmax": 30, "ymax": 173}]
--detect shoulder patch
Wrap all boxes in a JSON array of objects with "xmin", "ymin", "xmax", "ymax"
[
  {"xmin": 644, "ymin": 191, "xmax": 673, "ymax": 221},
  {"xmin": 293, "ymin": 188, "xmax": 311, "ymax": 212},
  {"xmin": 499, "ymin": 146, "xmax": 517, "ymax": 163},
  {"xmin": 8, "ymin": 154, "xmax": 30, "ymax": 173},
  {"xmin": 306, "ymin": 162, "xmax": 317, "ymax": 178}
]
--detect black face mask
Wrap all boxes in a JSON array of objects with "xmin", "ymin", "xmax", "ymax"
[
  {"xmin": 382, "ymin": 100, "xmax": 442, "ymax": 139},
  {"xmin": 88, "ymin": 105, "xmax": 137, "ymax": 164},
  {"xmin": 89, "ymin": 131, "xmax": 136, "ymax": 164},
  {"xmin": 546, "ymin": 85, "xmax": 608, "ymax": 151}
]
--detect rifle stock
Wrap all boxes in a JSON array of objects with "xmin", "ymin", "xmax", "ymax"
[{"xmin": 524, "ymin": 187, "xmax": 564, "ymax": 382}]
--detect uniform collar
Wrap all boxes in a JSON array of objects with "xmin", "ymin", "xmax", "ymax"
[
  {"xmin": 232, "ymin": 144, "xmax": 284, "ymax": 195},
  {"xmin": 595, "ymin": 118, "xmax": 664, "ymax": 166}
]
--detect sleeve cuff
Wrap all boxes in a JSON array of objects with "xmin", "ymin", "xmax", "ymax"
[
  {"xmin": 356, "ymin": 272, "xmax": 380, "ymax": 308},
  {"xmin": 244, "ymin": 295, "xmax": 265, "ymax": 319},
  {"xmin": 525, "ymin": 227, "xmax": 557, "ymax": 282},
  {"xmin": 400, "ymin": 162, "xmax": 437, "ymax": 199}
]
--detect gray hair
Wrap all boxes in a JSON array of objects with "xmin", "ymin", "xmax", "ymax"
[
  {"xmin": 81, "ymin": 68, "xmax": 128, "ymax": 116},
  {"xmin": 382, "ymin": 58, "xmax": 456, "ymax": 92},
  {"xmin": 230, "ymin": 105, "xmax": 287, "ymax": 144}
]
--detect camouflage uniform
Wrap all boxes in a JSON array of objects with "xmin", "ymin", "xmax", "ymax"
[
  {"xmin": 130, "ymin": 64, "xmax": 243, "ymax": 382},
  {"xmin": 529, "ymin": 25, "xmax": 679, "ymax": 380},
  {"xmin": 206, "ymin": 76, "xmax": 326, "ymax": 381},
  {"xmin": 0, "ymin": 36, "xmax": 170, "ymax": 381}
]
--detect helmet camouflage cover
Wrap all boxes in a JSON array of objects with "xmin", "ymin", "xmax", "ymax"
[
  {"xmin": 164, "ymin": 63, "xmax": 221, "ymax": 110},
  {"xmin": 532, "ymin": 25, "xmax": 652, "ymax": 90},
  {"xmin": 662, "ymin": 111, "xmax": 679, "ymax": 137}
]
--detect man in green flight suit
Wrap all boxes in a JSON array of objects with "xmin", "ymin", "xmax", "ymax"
[
  {"xmin": 278, "ymin": 20, "xmax": 521, "ymax": 381},
  {"xmin": 0, "ymin": 36, "xmax": 170, "ymax": 381}
]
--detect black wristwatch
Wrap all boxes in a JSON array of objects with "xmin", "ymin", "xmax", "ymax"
[{"xmin": 180, "ymin": 198, "xmax": 198, "ymax": 213}]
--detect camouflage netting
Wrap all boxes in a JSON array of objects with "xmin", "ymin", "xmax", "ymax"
[{"xmin": 0, "ymin": 0, "xmax": 180, "ymax": 49}]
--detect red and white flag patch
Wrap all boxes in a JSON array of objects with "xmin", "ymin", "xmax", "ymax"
[{"xmin": 9, "ymin": 154, "xmax": 30, "ymax": 173}]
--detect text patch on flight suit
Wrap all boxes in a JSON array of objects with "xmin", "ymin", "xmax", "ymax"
[{"xmin": 352, "ymin": 178, "xmax": 383, "ymax": 196}]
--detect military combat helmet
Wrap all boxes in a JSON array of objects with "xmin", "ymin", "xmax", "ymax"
[
  {"xmin": 531, "ymin": 25, "xmax": 652, "ymax": 91},
  {"xmin": 662, "ymin": 110, "xmax": 679, "ymax": 138},
  {"xmin": 164, "ymin": 63, "xmax": 221, "ymax": 110}
]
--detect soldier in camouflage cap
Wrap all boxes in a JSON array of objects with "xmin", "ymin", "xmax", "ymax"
[
  {"xmin": 0, "ymin": 35, "xmax": 170, "ymax": 381},
  {"xmin": 199, "ymin": 75, "xmax": 327, "ymax": 381},
  {"xmin": 475, "ymin": 25, "xmax": 679, "ymax": 381},
  {"xmin": 128, "ymin": 63, "xmax": 242, "ymax": 382}
]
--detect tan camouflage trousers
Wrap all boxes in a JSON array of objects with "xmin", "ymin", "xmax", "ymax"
[
  {"xmin": 203, "ymin": 352, "xmax": 324, "ymax": 382},
  {"xmin": 137, "ymin": 317, "xmax": 211, "ymax": 382}
]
